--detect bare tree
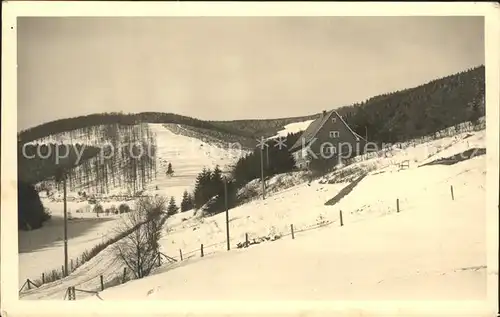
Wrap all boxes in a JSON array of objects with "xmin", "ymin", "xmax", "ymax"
[{"xmin": 113, "ymin": 196, "xmax": 167, "ymax": 279}]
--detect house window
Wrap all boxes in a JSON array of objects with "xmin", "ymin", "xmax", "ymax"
[
  {"xmin": 332, "ymin": 117, "xmax": 337, "ymax": 123},
  {"xmin": 329, "ymin": 131, "xmax": 340, "ymax": 138}
]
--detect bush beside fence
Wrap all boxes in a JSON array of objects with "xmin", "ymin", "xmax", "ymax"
[{"xmin": 21, "ymin": 212, "xmax": 170, "ymax": 292}]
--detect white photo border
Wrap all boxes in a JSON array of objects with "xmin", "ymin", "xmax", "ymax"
[{"xmin": 2, "ymin": 2, "xmax": 499, "ymax": 316}]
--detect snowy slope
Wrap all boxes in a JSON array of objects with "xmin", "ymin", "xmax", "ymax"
[
  {"xmin": 19, "ymin": 123, "xmax": 245, "ymax": 287},
  {"xmin": 143, "ymin": 123, "xmax": 246, "ymax": 200},
  {"xmin": 18, "ymin": 206, "xmax": 125, "ymax": 287},
  {"xmin": 85, "ymin": 155, "xmax": 487, "ymax": 301},
  {"xmin": 267, "ymin": 119, "xmax": 314, "ymax": 140},
  {"xmin": 20, "ymin": 129, "xmax": 488, "ymax": 300}
]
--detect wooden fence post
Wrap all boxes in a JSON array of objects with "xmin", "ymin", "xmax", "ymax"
[
  {"xmin": 201, "ymin": 244, "xmax": 204, "ymax": 257},
  {"xmin": 245, "ymin": 233, "xmax": 249, "ymax": 246},
  {"xmin": 396, "ymin": 198, "xmax": 400, "ymax": 213},
  {"xmin": 62, "ymin": 265, "xmax": 65, "ymax": 277},
  {"xmin": 339, "ymin": 210, "xmax": 344, "ymax": 226},
  {"xmin": 122, "ymin": 267, "xmax": 127, "ymax": 283},
  {"xmin": 179, "ymin": 249, "xmax": 183, "ymax": 261},
  {"xmin": 26, "ymin": 279, "xmax": 31, "ymax": 290},
  {"xmin": 290, "ymin": 224, "xmax": 295, "ymax": 239},
  {"xmin": 450, "ymin": 185, "xmax": 455, "ymax": 200},
  {"xmin": 42, "ymin": 273, "xmax": 45, "ymax": 284},
  {"xmin": 157, "ymin": 253, "xmax": 162, "ymax": 267},
  {"xmin": 100, "ymin": 275, "xmax": 104, "ymax": 291},
  {"xmin": 67, "ymin": 286, "xmax": 75, "ymax": 300},
  {"xmin": 70, "ymin": 259, "xmax": 74, "ymax": 272}
]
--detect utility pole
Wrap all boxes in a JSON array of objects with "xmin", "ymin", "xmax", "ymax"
[
  {"xmin": 266, "ymin": 146, "xmax": 269, "ymax": 169},
  {"xmin": 260, "ymin": 147, "xmax": 266, "ymax": 200},
  {"xmin": 63, "ymin": 172, "xmax": 69, "ymax": 277},
  {"xmin": 224, "ymin": 177, "xmax": 230, "ymax": 251}
]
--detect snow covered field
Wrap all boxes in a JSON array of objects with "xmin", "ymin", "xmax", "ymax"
[
  {"xmin": 19, "ymin": 128, "xmax": 490, "ymax": 301},
  {"xmin": 18, "ymin": 204, "xmax": 125, "ymax": 287}
]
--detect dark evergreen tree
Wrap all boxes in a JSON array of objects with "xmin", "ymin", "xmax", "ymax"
[
  {"xmin": 167, "ymin": 196, "xmax": 179, "ymax": 216},
  {"xmin": 18, "ymin": 181, "xmax": 51, "ymax": 230},
  {"xmin": 166, "ymin": 163, "xmax": 174, "ymax": 176},
  {"xmin": 210, "ymin": 165, "xmax": 224, "ymax": 199},
  {"xmin": 193, "ymin": 167, "xmax": 212, "ymax": 209},
  {"xmin": 180, "ymin": 190, "xmax": 193, "ymax": 212},
  {"xmin": 187, "ymin": 193, "xmax": 194, "ymax": 210}
]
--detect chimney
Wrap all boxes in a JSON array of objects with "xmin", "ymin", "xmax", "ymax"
[{"xmin": 322, "ymin": 110, "xmax": 327, "ymax": 117}]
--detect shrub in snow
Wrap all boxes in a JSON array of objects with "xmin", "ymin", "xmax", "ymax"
[
  {"xmin": 18, "ymin": 181, "xmax": 51, "ymax": 230},
  {"xmin": 201, "ymin": 195, "xmax": 223, "ymax": 216},
  {"xmin": 32, "ymin": 268, "xmax": 64, "ymax": 287},
  {"xmin": 315, "ymin": 214, "xmax": 329, "ymax": 226},
  {"xmin": 107, "ymin": 205, "xmax": 117, "ymax": 215},
  {"xmin": 325, "ymin": 166, "xmax": 368, "ymax": 184},
  {"xmin": 118, "ymin": 203, "xmax": 131, "ymax": 214},
  {"xmin": 113, "ymin": 196, "xmax": 167, "ymax": 279},
  {"xmin": 236, "ymin": 186, "xmax": 259, "ymax": 203},
  {"xmin": 93, "ymin": 203, "xmax": 103, "ymax": 217},
  {"xmin": 236, "ymin": 231, "xmax": 282, "ymax": 249}
]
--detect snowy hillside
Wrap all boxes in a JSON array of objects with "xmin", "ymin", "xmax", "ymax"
[
  {"xmin": 19, "ymin": 123, "xmax": 246, "ymax": 287},
  {"xmin": 89, "ymin": 169, "xmax": 486, "ymax": 301},
  {"xmin": 267, "ymin": 119, "xmax": 315, "ymax": 140},
  {"xmin": 19, "ymin": 129, "xmax": 490, "ymax": 301},
  {"xmin": 143, "ymin": 123, "xmax": 247, "ymax": 199}
]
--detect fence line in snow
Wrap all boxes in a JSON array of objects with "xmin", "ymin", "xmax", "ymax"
[
  {"xmin": 20, "ymin": 180, "xmax": 473, "ymax": 300},
  {"xmin": 345, "ymin": 118, "xmax": 485, "ymax": 166}
]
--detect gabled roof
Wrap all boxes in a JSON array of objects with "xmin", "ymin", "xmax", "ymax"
[
  {"xmin": 289, "ymin": 110, "xmax": 366, "ymax": 152},
  {"xmin": 289, "ymin": 111, "xmax": 334, "ymax": 152}
]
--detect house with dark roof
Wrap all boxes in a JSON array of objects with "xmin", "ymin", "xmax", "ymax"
[{"xmin": 289, "ymin": 110, "xmax": 367, "ymax": 169}]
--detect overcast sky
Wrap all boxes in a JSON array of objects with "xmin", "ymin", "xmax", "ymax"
[{"xmin": 17, "ymin": 16, "xmax": 484, "ymax": 131}]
